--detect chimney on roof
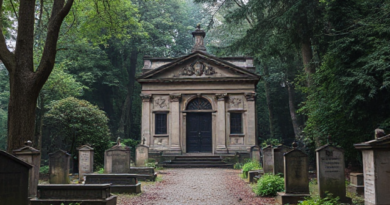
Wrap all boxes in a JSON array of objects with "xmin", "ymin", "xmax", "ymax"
[{"xmin": 191, "ymin": 24, "xmax": 207, "ymax": 53}]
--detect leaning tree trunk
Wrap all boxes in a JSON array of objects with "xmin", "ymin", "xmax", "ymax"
[
  {"xmin": 34, "ymin": 93, "xmax": 45, "ymax": 150},
  {"xmin": 263, "ymin": 64, "xmax": 275, "ymax": 138},
  {"xmin": 301, "ymin": 38, "xmax": 315, "ymax": 86},
  {"xmin": 287, "ymin": 83, "xmax": 301, "ymax": 140}
]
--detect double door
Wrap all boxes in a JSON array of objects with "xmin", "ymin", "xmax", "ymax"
[{"xmin": 186, "ymin": 113, "xmax": 212, "ymax": 152}]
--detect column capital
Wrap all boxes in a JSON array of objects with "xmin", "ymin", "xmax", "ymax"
[
  {"xmin": 140, "ymin": 93, "xmax": 152, "ymax": 102},
  {"xmin": 169, "ymin": 93, "xmax": 182, "ymax": 102},
  {"xmin": 245, "ymin": 92, "xmax": 256, "ymax": 101},
  {"xmin": 215, "ymin": 93, "xmax": 227, "ymax": 101}
]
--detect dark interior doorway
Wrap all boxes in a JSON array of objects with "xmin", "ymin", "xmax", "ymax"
[{"xmin": 186, "ymin": 112, "xmax": 212, "ymax": 153}]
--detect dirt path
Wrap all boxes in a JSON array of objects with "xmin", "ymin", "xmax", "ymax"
[{"xmin": 117, "ymin": 168, "xmax": 275, "ymax": 205}]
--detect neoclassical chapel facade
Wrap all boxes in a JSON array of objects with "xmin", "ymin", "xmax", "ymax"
[{"xmin": 137, "ymin": 27, "xmax": 260, "ymax": 156}]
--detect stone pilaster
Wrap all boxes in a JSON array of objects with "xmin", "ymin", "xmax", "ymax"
[
  {"xmin": 245, "ymin": 92, "xmax": 256, "ymax": 147},
  {"xmin": 140, "ymin": 94, "xmax": 151, "ymax": 146},
  {"xmin": 215, "ymin": 93, "xmax": 228, "ymax": 153},
  {"xmin": 169, "ymin": 93, "xmax": 182, "ymax": 154}
]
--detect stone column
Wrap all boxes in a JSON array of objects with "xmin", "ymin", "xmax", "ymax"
[
  {"xmin": 215, "ymin": 93, "xmax": 228, "ymax": 153},
  {"xmin": 169, "ymin": 93, "xmax": 182, "ymax": 154},
  {"xmin": 13, "ymin": 140, "xmax": 40, "ymax": 198},
  {"xmin": 245, "ymin": 92, "xmax": 256, "ymax": 147},
  {"xmin": 140, "ymin": 93, "xmax": 151, "ymax": 146}
]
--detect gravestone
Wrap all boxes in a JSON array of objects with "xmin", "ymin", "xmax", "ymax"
[
  {"xmin": 85, "ymin": 174, "xmax": 141, "ymax": 193},
  {"xmin": 49, "ymin": 149, "xmax": 71, "ymax": 184},
  {"xmin": 30, "ymin": 184, "xmax": 117, "ymax": 205},
  {"xmin": 250, "ymin": 145, "xmax": 261, "ymax": 163},
  {"xmin": 104, "ymin": 141, "xmax": 131, "ymax": 173},
  {"xmin": 276, "ymin": 142, "xmax": 310, "ymax": 205},
  {"xmin": 0, "ymin": 150, "xmax": 32, "ymax": 205},
  {"xmin": 13, "ymin": 140, "xmax": 41, "ymax": 197},
  {"xmin": 262, "ymin": 145, "xmax": 273, "ymax": 173},
  {"xmin": 248, "ymin": 170, "xmax": 264, "ymax": 183},
  {"xmin": 348, "ymin": 173, "xmax": 364, "ymax": 196},
  {"xmin": 135, "ymin": 143, "xmax": 149, "ymax": 167},
  {"xmin": 273, "ymin": 145, "xmax": 291, "ymax": 175},
  {"xmin": 354, "ymin": 133, "xmax": 390, "ymax": 205},
  {"xmin": 316, "ymin": 144, "xmax": 350, "ymax": 202},
  {"xmin": 77, "ymin": 145, "xmax": 94, "ymax": 181}
]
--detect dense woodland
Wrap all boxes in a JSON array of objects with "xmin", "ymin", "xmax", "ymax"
[{"xmin": 0, "ymin": 0, "xmax": 389, "ymax": 168}]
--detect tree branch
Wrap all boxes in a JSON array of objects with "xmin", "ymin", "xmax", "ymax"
[
  {"xmin": 0, "ymin": 0, "xmax": 15, "ymax": 72},
  {"xmin": 9, "ymin": 0, "xmax": 18, "ymax": 19}
]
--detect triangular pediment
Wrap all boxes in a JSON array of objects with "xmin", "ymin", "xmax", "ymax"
[{"xmin": 137, "ymin": 51, "xmax": 260, "ymax": 83}]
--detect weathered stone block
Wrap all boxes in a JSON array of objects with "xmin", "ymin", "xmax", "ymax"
[
  {"xmin": 49, "ymin": 150, "xmax": 71, "ymax": 184},
  {"xmin": 135, "ymin": 144, "xmax": 149, "ymax": 167},
  {"xmin": 77, "ymin": 145, "xmax": 94, "ymax": 181},
  {"xmin": 85, "ymin": 174, "xmax": 141, "ymax": 194},
  {"xmin": 248, "ymin": 170, "xmax": 263, "ymax": 183},
  {"xmin": 275, "ymin": 192, "xmax": 310, "ymax": 205},
  {"xmin": 262, "ymin": 145, "xmax": 273, "ymax": 174},
  {"xmin": 104, "ymin": 145, "xmax": 131, "ymax": 174},
  {"xmin": 129, "ymin": 167, "xmax": 157, "ymax": 181}
]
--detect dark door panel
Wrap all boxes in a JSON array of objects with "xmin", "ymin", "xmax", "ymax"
[{"xmin": 186, "ymin": 113, "xmax": 212, "ymax": 153}]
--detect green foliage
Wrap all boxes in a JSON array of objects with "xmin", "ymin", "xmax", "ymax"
[
  {"xmin": 253, "ymin": 174, "xmax": 284, "ymax": 196},
  {"xmin": 97, "ymin": 168, "xmax": 104, "ymax": 174},
  {"xmin": 242, "ymin": 160, "xmax": 262, "ymax": 178},
  {"xmin": 39, "ymin": 165, "xmax": 49, "ymax": 174},
  {"xmin": 233, "ymin": 163, "xmax": 243, "ymax": 170},
  {"xmin": 298, "ymin": 194, "xmax": 340, "ymax": 205},
  {"xmin": 44, "ymin": 97, "xmax": 111, "ymax": 167},
  {"xmin": 261, "ymin": 139, "xmax": 282, "ymax": 148}
]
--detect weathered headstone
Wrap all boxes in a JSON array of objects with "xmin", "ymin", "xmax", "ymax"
[
  {"xmin": 104, "ymin": 141, "xmax": 131, "ymax": 173},
  {"xmin": 49, "ymin": 149, "xmax": 71, "ymax": 184},
  {"xmin": 0, "ymin": 150, "xmax": 32, "ymax": 205},
  {"xmin": 354, "ymin": 133, "xmax": 390, "ymax": 205},
  {"xmin": 85, "ymin": 174, "xmax": 141, "ymax": 193},
  {"xmin": 13, "ymin": 140, "xmax": 41, "ymax": 197},
  {"xmin": 250, "ymin": 145, "xmax": 261, "ymax": 163},
  {"xmin": 273, "ymin": 145, "xmax": 291, "ymax": 175},
  {"xmin": 135, "ymin": 144, "xmax": 149, "ymax": 167},
  {"xmin": 316, "ymin": 144, "xmax": 350, "ymax": 202},
  {"xmin": 77, "ymin": 145, "xmax": 94, "ymax": 181},
  {"xmin": 262, "ymin": 145, "xmax": 273, "ymax": 173},
  {"xmin": 248, "ymin": 170, "xmax": 264, "ymax": 183},
  {"xmin": 348, "ymin": 173, "xmax": 364, "ymax": 196},
  {"xmin": 276, "ymin": 142, "xmax": 310, "ymax": 205}
]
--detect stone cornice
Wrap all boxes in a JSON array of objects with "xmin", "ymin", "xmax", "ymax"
[
  {"xmin": 140, "ymin": 93, "xmax": 152, "ymax": 102},
  {"xmin": 245, "ymin": 92, "xmax": 256, "ymax": 101},
  {"xmin": 215, "ymin": 93, "xmax": 227, "ymax": 101},
  {"xmin": 169, "ymin": 93, "xmax": 182, "ymax": 102}
]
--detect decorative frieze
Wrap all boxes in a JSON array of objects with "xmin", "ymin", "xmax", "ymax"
[
  {"xmin": 140, "ymin": 93, "xmax": 152, "ymax": 102},
  {"xmin": 230, "ymin": 97, "xmax": 242, "ymax": 108},
  {"xmin": 154, "ymin": 97, "xmax": 168, "ymax": 109},
  {"xmin": 181, "ymin": 60, "xmax": 216, "ymax": 76},
  {"xmin": 169, "ymin": 93, "xmax": 182, "ymax": 102},
  {"xmin": 245, "ymin": 92, "xmax": 256, "ymax": 101}
]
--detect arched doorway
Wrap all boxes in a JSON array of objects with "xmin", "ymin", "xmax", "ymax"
[{"xmin": 186, "ymin": 98, "xmax": 213, "ymax": 153}]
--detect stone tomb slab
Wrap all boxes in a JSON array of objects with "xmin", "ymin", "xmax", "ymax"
[
  {"xmin": 262, "ymin": 145, "xmax": 273, "ymax": 174},
  {"xmin": 49, "ymin": 149, "xmax": 71, "ymax": 184},
  {"xmin": 248, "ymin": 170, "xmax": 264, "ymax": 183},
  {"xmin": 0, "ymin": 150, "xmax": 32, "ymax": 205},
  {"xmin": 104, "ymin": 145, "xmax": 131, "ymax": 174},
  {"xmin": 135, "ymin": 144, "xmax": 149, "ymax": 167},
  {"xmin": 85, "ymin": 174, "xmax": 141, "ymax": 194},
  {"xmin": 129, "ymin": 167, "xmax": 157, "ymax": 181},
  {"xmin": 316, "ymin": 144, "xmax": 350, "ymax": 202},
  {"xmin": 30, "ymin": 184, "xmax": 116, "ymax": 205}
]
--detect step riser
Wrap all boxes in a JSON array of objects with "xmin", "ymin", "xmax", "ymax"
[
  {"xmin": 175, "ymin": 156, "xmax": 221, "ymax": 159},
  {"xmin": 163, "ymin": 165, "xmax": 233, "ymax": 168},
  {"xmin": 174, "ymin": 158, "xmax": 222, "ymax": 161},
  {"xmin": 171, "ymin": 161, "xmax": 226, "ymax": 164}
]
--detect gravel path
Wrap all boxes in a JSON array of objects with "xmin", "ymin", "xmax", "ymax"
[{"xmin": 117, "ymin": 168, "xmax": 275, "ymax": 205}]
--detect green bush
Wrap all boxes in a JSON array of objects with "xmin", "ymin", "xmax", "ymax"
[
  {"xmin": 242, "ymin": 160, "xmax": 262, "ymax": 178},
  {"xmin": 253, "ymin": 174, "xmax": 284, "ymax": 196},
  {"xmin": 97, "ymin": 168, "xmax": 104, "ymax": 174},
  {"xmin": 39, "ymin": 165, "xmax": 49, "ymax": 174},
  {"xmin": 298, "ymin": 194, "xmax": 339, "ymax": 205},
  {"xmin": 233, "ymin": 163, "xmax": 243, "ymax": 169}
]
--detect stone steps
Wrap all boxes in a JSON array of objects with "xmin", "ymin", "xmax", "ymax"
[
  {"xmin": 163, "ymin": 155, "xmax": 233, "ymax": 168},
  {"xmin": 170, "ymin": 161, "xmax": 226, "ymax": 164},
  {"xmin": 163, "ymin": 164, "xmax": 234, "ymax": 168}
]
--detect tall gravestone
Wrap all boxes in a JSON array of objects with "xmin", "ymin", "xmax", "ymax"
[
  {"xmin": 136, "ymin": 143, "xmax": 149, "ymax": 167},
  {"xmin": 250, "ymin": 145, "xmax": 261, "ymax": 163},
  {"xmin": 0, "ymin": 150, "xmax": 32, "ymax": 205},
  {"xmin": 276, "ymin": 142, "xmax": 310, "ymax": 205},
  {"xmin": 104, "ymin": 139, "xmax": 131, "ymax": 173},
  {"xmin": 262, "ymin": 145, "xmax": 273, "ymax": 173},
  {"xmin": 354, "ymin": 133, "xmax": 390, "ymax": 205},
  {"xmin": 316, "ymin": 144, "xmax": 350, "ymax": 202},
  {"xmin": 77, "ymin": 145, "xmax": 94, "ymax": 181},
  {"xmin": 273, "ymin": 145, "xmax": 291, "ymax": 175},
  {"xmin": 13, "ymin": 141, "xmax": 41, "ymax": 198},
  {"xmin": 49, "ymin": 149, "xmax": 70, "ymax": 184}
]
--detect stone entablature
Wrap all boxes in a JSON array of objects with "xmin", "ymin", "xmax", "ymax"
[{"xmin": 137, "ymin": 26, "xmax": 260, "ymax": 156}]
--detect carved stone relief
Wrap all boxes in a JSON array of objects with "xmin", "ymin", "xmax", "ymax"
[
  {"xmin": 229, "ymin": 95, "xmax": 244, "ymax": 109},
  {"xmin": 181, "ymin": 60, "xmax": 216, "ymax": 76},
  {"xmin": 230, "ymin": 137, "xmax": 244, "ymax": 145},
  {"xmin": 154, "ymin": 97, "xmax": 168, "ymax": 109}
]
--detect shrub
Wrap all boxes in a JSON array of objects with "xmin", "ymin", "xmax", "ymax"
[
  {"xmin": 233, "ymin": 163, "xmax": 243, "ymax": 169},
  {"xmin": 298, "ymin": 194, "xmax": 339, "ymax": 205},
  {"xmin": 40, "ymin": 165, "xmax": 49, "ymax": 174},
  {"xmin": 97, "ymin": 168, "xmax": 104, "ymax": 174},
  {"xmin": 253, "ymin": 174, "xmax": 284, "ymax": 196},
  {"xmin": 242, "ymin": 160, "xmax": 262, "ymax": 178}
]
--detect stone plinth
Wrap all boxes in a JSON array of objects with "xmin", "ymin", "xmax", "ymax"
[
  {"xmin": 354, "ymin": 135, "xmax": 390, "ymax": 205},
  {"xmin": 77, "ymin": 145, "xmax": 94, "ymax": 181},
  {"xmin": 250, "ymin": 145, "xmax": 261, "ymax": 163},
  {"xmin": 30, "ymin": 184, "xmax": 117, "ymax": 205},
  {"xmin": 348, "ymin": 173, "xmax": 364, "ymax": 196},
  {"xmin": 316, "ymin": 144, "xmax": 350, "ymax": 202},
  {"xmin": 85, "ymin": 174, "xmax": 141, "ymax": 194},
  {"xmin": 262, "ymin": 145, "xmax": 273, "ymax": 174},
  {"xmin": 135, "ymin": 144, "xmax": 149, "ymax": 167},
  {"xmin": 129, "ymin": 167, "xmax": 157, "ymax": 181},
  {"xmin": 248, "ymin": 170, "xmax": 263, "ymax": 183},
  {"xmin": 13, "ymin": 143, "xmax": 41, "ymax": 198},
  {"xmin": 273, "ymin": 145, "xmax": 291, "ymax": 175},
  {"xmin": 276, "ymin": 146, "xmax": 310, "ymax": 205},
  {"xmin": 0, "ymin": 150, "xmax": 32, "ymax": 205},
  {"xmin": 49, "ymin": 150, "xmax": 71, "ymax": 184},
  {"xmin": 104, "ymin": 144, "xmax": 131, "ymax": 173}
]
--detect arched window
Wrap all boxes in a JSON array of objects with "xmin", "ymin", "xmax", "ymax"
[{"xmin": 186, "ymin": 98, "xmax": 212, "ymax": 110}]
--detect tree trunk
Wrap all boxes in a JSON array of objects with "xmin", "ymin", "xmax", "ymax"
[
  {"xmin": 301, "ymin": 38, "xmax": 315, "ymax": 86},
  {"xmin": 124, "ymin": 49, "xmax": 138, "ymax": 139},
  {"xmin": 263, "ymin": 64, "xmax": 275, "ymax": 138},
  {"xmin": 287, "ymin": 83, "xmax": 301, "ymax": 139},
  {"xmin": 34, "ymin": 93, "xmax": 45, "ymax": 150}
]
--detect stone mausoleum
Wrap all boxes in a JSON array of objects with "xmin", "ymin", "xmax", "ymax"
[{"xmin": 137, "ymin": 26, "xmax": 260, "ymax": 158}]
